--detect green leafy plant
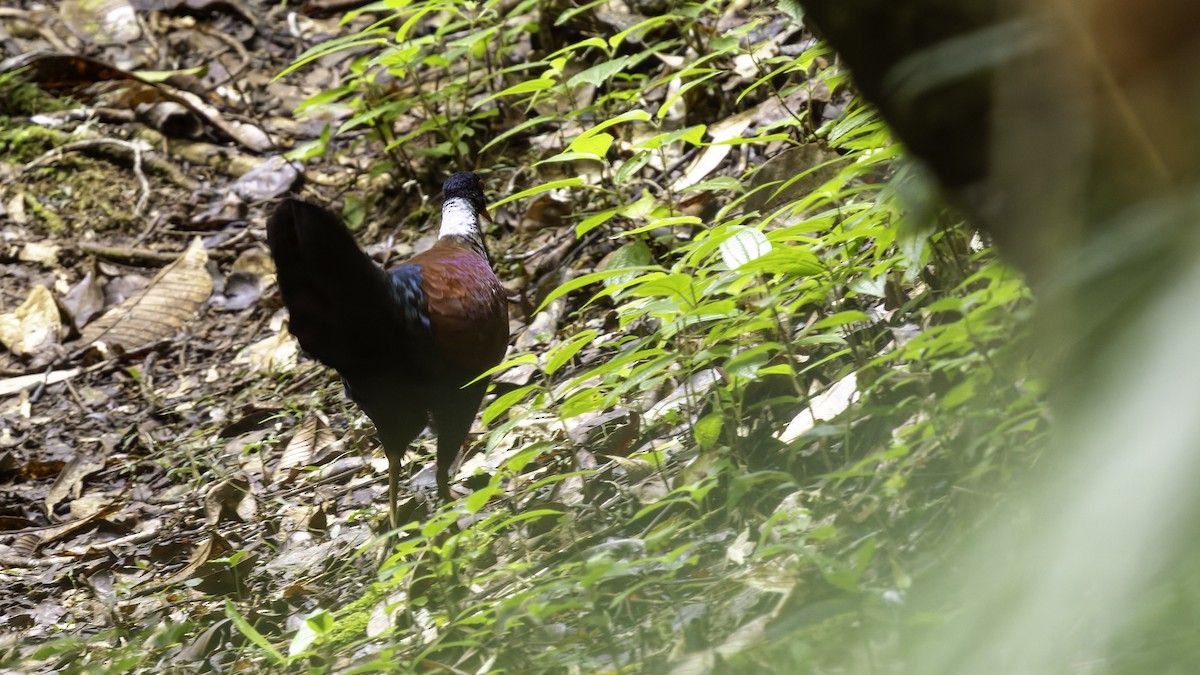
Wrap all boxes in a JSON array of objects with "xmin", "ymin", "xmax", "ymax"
[{"xmin": 238, "ymin": 1, "xmax": 1048, "ymax": 671}]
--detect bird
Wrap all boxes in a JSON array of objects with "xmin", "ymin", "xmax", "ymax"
[{"xmin": 266, "ymin": 172, "xmax": 509, "ymax": 530}]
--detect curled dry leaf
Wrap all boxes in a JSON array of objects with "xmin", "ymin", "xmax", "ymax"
[
  {"xmin": 44, "ymin": 455, "xmax": 106, "ymax": 516},
  {"xmin": 517, "ymin": 194, "xmax": 572, "ymax": 233},
  {"xmin": 273, "ymin": 415, "xmax": 331, "ymax": 485},
  {"xmin": 204, "ymin": 477, "xmax": 254, "ymax": 525},
  {"xmin": 134, "ymin": 533, "xmax": 228, "ymax": 596},
  {"xmin": 775, "ymin": 372, "xmax": 860, "ymax": 444},
  {"xmin": 12, "ymin": 502, "xmax": 123, "ymax": 559},
  {"xmin": 18, "ymin": 242, "xmax": 60, "ymax": 266},
  {"xmin": 568, "ymin": 408, "xmax": 641, "ymax": 457},
  {"xmin": 60, "ymin": 265, "xmax": 106, "ymax": 330},
  {"xmin": 6, "ymin": 194, "xmax": 26, "ymax": 225},
  {"xmin": 214, "ymin": 271, "xmax": 264, "ymax": 312},
  {"xmin": 231, "ymin": 247, "xmax": 275, "ymax": 277},
  {"xmin": 80, "ymin": 238, "xmax": 213, "ymax": 354},
  {"xmin": 10, "ymin": 533, "xmax": 40, "ymax": 560},
  {"xmin": 229, "ymin": 155, "xmax": 302, "ymax": 202},
  {"xmin": 236, "ymin": 329, "xmax": 298, "ymax": 373},
  {"xmin": 744, "ymin": 144, "xmax": 843, "ymax": 215},
  {"xmin": 59, "ymin": 0, "xmax": 141, "ymax": 44},
  {"xmin": 0, "ymin": 285, "xmax": 62, "ymax": 357},
  {"xmin": 670, "ymin": 112, "xmax": 753, "ymax": 192}
]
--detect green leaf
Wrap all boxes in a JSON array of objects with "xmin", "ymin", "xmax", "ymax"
[
  {"xmin": 490, "ymin": 177, "xmax": 584, "ymax": 209},
  {"xmin": 285, "ymin": 124, "xmax": 331, "ymax": 162},
  {"xmin": 726, "ymin": 344, "xmax": 777, "ymax": 380},
  {"xmin": 854, "ymin": 536, "xmax": 877, "ymax": 573},
  {"xmin": 480, "ymin": 114, "xmax": 555, "ymax": 153},
  {"xmin": 603, "ymin": 240, "xmax": 654, "ymax": 287},
  {"xmin": 943, "ymin": 377, "xmax": 976, "ymax": 408},
  {"xmin": 616, "ymin": 215, "xmax": 701, "ymax": 237},
  {"xmin": 926, "ymin": 297, "xmax": 963, "ymax": 313},
  {"xmin": 576, "ymin": 207, "xmax": 619, "ymax": 237},
  {"xmin": 575, "ymin": 110, "xmax": 652, "ymax": 142},
  {"xmin": 545, "ymin": 36, "xmax": 609, "ymax": 57},
  {"xmin": 396, "ymin": 6, "xmax": 438, "ymax": 42},
  {"xmin": 738, "ymin": 247, "xmax": 824, "ymax": 276},
  {"xmin": 544, "ymin": 330, "xmax": 598, "ymax": 375},
  {"xmin": 555, "ymin": 1, "xmax": 607, "ymax": 27},
  {"xmin": 609, "ymin": 15, "xmax": 672, "ymax": 49},
  {"xmin": 288, "ymin": 621, "xmax": 318, "ymax": 657},
  {"xmin": 502, "ymin": 442, "xmax": 556, "ymax": 475},
  {"xmin": 708, "ymin": 132, "xmax": 793, "ymax": 146},
  {"xmin": 568, "ymin": 56, "xmax": 631, "ymax": 88},
  {"xmin": 720, "ymin": 227, "xmax": 771, "ymax": 269},
  {"xmin": 758, "ymin": 363, "xmax": 795, "ymax": 377},
  {"xmin": 627, "ymin": 273, "xmax": 696, "ymax": 303},
  {"xmin": 566, "ymin": 132, "xmax": 614, "ymax": 158},
  {"xmin": 693, "ymin": 413, "xmax": 723, "ymax": 450},
  {"xmin": 637, "ymin": 124, "xmax": 707, "ymax": 150},
  {"xmin": 465, "ymin": 485, "xmax": 499, "ymax": 513},
  {"xmin": 225, "ymin": 600, "xmax": 284, "ymax": 664},
  {"xmin": 812, "ymin": 311, "xmax": 871, "ymax": 330},
  {"xmin": 620, "ymin": 190, "xmax": 657, "ymax": 219},
  {"xmin": 307, "ymin": 609, "xmax": 333, "ymax": 635},
  {"xmin": 473, "ymin": 77, "xmax": 556, "ymax": 109},
  {"xmin": 657, "ymin": 71, "xmax": 720, "ymax": 118},
  {"xmin": 537, "ymin": 151, "xmax": 607, "ymax": 166},
  {"xmin": 276, "ymin": 33, "xmax": 390, "ymax": 79},
  {"xmin": 537, "ymin": 266, "xmax": 660, "ymax": 312},
  {"xmin": 681, "ymin": 176, "xmax": 743, "ymax": 193},
  {"xmin": 482, "ymin": 385, "xmax": 537, "ymax": 425},
  {"xmin": 615, "ymin": 151, "xmax": 652, "ymax": 185},
  {"xmin": 294, "ymin": 86, "xmax": 351, "ymax": 113},
  {"xmin": 561, "ymin": 388, "xmax": 607, "ymax": 417}
]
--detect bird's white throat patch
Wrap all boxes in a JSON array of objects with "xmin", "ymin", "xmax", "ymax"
[{"xmin": 439, "ymin": 197, "xmax": 480, "ymax": 239}]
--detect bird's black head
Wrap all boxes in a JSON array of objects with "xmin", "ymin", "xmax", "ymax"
[{"xmin": 442, "ymin": 172, "xmax": 488, "ymax": 215}]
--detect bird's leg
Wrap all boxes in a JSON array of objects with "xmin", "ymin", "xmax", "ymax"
[
  {"xmin": 431, "ymin": 382, "xmax": 489, "ymax": 503},
  {"xmin": 374, "ymin": 412, "xmax": 426, "ymax": 538},
  {"xmin": 435, "ymin": 458, "xmax": 455, "ymax": 502},
  {"xmin": 387, "ymin": 447, "xmax": 403, "ymax": 533}
]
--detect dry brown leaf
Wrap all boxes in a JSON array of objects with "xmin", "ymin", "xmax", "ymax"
[
  {"xmin": 744, "ymin": 144, "xmax": 844, "ymax": 214},
  {"xmin": 670, "ymin": 112, "xmax": 754, "ymax": 192},
  {"xmin": 80, "ymin": 238, "xmax": 213, "ymax": 354},
  {"xmin": 60, "ymin": 0, "xmax": 141, "ymax": 44},
  {"xmin": 517, "ymin": 195, "xmax": 571, "ymax": 233},
  {"xmin": 6, "ymin": 193, "xmax": 26, "ymax": 224},
  {"xmin": 204, "ymin": 476, "xmax": 254, "ymax": 525},
  {"xmin": 776, "ymin": 372, "xmax": 860, "ymax": 443},
  {"xmin": 60, "ymin": 264, "xmax": 106, "ymax": 329},
  {"xmin": 15, "ymin": 502, "xmax": 123, "ymax": 557},
  {"xmin": 0, "ymin": 368, "xmax": 80, "ymax": 398},
  {"xmin": 229, "ymin": 155, "xmax": 302, "ymax": 201},
  {"xmin": 236, "ymin": 329, "xmax": 298, "ymax": 373},
  {"xmin": 134, "ymin": 533, "xmax": 224, "ymax": 596},
  {"xmin": 569, "ymin": 409, "xmax": 641, "ymax": 457},
  {"xmin": 177, "ymin": 618, "xmax": 232, "ymax": 663},
  {"xmin": 274, "ymin": 415, "xmax": 331, "ymax": 485},
  {"xmin": 18, "ymin": 242, "xmax": 60, "ymax": 266},
  {"xmin": 0, "ymin": 285, "xmax": 62, "ymax": 356},
  {"xmin": 10, "ymin": 533, "xmax": 41, "ymax": 560},
  {"xmin": 44, "ymin": 455, "xmax": 106, "ymax": 516}
]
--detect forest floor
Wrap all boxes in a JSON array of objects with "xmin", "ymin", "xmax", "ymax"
[{"xmin": 0, "ymin": 1, "xmax": 1039, "ymax": 672}]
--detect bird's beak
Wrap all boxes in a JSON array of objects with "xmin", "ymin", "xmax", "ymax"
[{"xmin": 481, "ymin": 207, "xmax": 494, "ymax": 223}]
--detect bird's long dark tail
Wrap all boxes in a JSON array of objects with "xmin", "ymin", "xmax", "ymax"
[{"xmin": 266, "ymin": 199, "xmax": 397, "ymax": 376}]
